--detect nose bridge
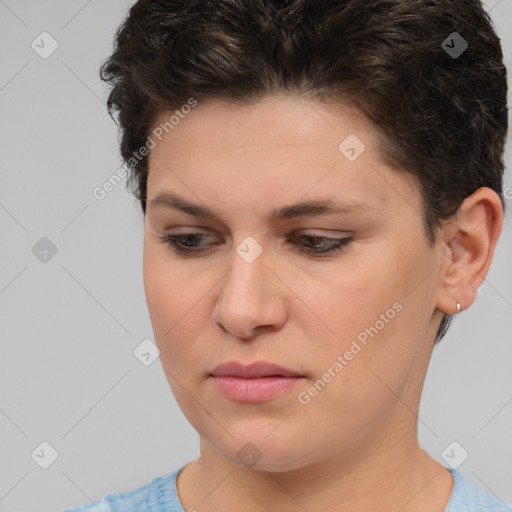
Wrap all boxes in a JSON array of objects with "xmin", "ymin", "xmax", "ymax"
[{"xmin": 220, "ymin": 243, "xmax": 269, "ymax": 315}]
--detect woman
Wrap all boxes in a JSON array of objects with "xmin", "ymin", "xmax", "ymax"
[{"xmin": 63, "ymin": 0, "xmax": 510, "ymax": 510}]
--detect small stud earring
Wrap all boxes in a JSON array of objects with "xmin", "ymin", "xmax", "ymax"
[{"xmin": 456, "ymin": 301, "xmax": 461, "ymax": 313}]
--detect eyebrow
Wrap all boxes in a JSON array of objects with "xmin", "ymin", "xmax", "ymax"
[{"xmin": 147, "ymin": 191, "xmax": 380, "ymax": 221}]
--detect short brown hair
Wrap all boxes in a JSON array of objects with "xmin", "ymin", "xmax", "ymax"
[{"xmin": 100, "ymin": 0, "xmax": 508, "ymax": 344}]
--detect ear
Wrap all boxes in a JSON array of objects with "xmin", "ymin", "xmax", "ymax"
[{"xmin": 436, "ymin": 187, "xmax": 503, "ymax": 315}]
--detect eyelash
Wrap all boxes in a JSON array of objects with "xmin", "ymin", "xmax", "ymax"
[{"xmin": 158, "ymin": 232, "xmax": 352, "ymax": 257}]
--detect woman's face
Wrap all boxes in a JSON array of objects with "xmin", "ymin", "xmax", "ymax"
[{"xmin": 143, "ymin": 95, "xmax": 446, "ymax": 471}]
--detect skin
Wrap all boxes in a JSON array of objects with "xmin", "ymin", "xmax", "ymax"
[{"xmin": 142, "ymin": 95, "xmax": 503, "ymax": 512}]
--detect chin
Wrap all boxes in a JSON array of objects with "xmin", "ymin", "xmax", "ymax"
[{"xmin": 216, "ymin": 432, "xmax": 312, "ymax": 473}]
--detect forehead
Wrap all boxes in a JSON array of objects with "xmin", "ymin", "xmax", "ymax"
[
  {"xmin": 149, "ymin": 95, "xmax": 376, "ymax": 159},
  {"xmin": 146, "ymin": 95, "xmax": 421, "ymax": 221}
]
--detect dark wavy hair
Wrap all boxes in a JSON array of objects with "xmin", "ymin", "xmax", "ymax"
[{"xmin": 100, "ymin": 0, "xmax": 508, "ymax": 344}]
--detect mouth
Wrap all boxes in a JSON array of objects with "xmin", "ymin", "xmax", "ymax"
[
  {"xmin": 210, "ymin": 360, "xmax": 304, "ymax": 379},
  {"xmin": 209, "ymin": 360, "xmax": 306, "ymax": 402}
]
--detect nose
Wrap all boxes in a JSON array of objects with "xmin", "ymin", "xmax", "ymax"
[{"xmin": 212, "ymin": 243, "xmax": 288, "ymax": 340}]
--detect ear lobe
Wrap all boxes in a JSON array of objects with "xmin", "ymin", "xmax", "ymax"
[{"xmin": 435, "ymin": 187, "xmax": 503, "ymax": 315}]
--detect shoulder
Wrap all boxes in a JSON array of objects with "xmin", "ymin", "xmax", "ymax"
[
  {"xmin": 445, "ymin": 468, "xmax": 512, "ymax": 512},
  {"xmin": 59, "ymin": 467, "xmax": 185, "ymax": 512}
]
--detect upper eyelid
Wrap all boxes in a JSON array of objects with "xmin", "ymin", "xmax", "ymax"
[
  {"xmin": 162, "ymin": 232, "xmax": 352, "ymax": 253},
  {"xmin": 163, "ymin": 232, "xmax": 353, "ymax": 249},
  {"xmin": 161, "ymin": 227, "xmax": 352, "ymax": 236},
  {"xmin": 163, "ymin": 232, "xmax": 352, "ymax": 244}
]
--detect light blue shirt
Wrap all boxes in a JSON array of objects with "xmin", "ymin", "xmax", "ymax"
[{"xmin": 61, "ymin": 466, "xmax": 511, "ymax": 512}]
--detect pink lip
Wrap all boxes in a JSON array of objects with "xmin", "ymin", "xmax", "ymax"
[
  {"xmin": 210, "ymin": 360, "xmax": 303, "ymax": 378},
  {"xmin": 209, "ymin": 361, "xmax": 305, "ymax": 402}
]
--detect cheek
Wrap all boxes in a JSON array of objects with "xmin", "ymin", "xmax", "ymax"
[
  {"xmin": 296, "ymin": 249, "xmax": 419, "ymax": 405},
  {"xmin": 142, "ymin": 241, "xmax": 224, "ymax": 395},
  {"xmin": 302, "ymin": 251, "xmax": 406, "ymax": 349},
  {"xmin": 143, "ymin": 243, "xmax": 196, "ymax": 357},
  {"xmin": 142, "ymin": 248, "xmax": 216, "ymax": 428}
]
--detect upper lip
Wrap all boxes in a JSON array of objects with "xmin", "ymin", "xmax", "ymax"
[{"xmin": 210, "ymin": 361, "xmax": 304, "ymax": 378}]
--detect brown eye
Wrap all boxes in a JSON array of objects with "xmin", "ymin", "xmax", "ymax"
[
  {"xmin": 159, "ymin": 232, "xmax": 216, "ymax": 254},
  {"xmin": 291, "ymin": 235, "xmax": 352, "ymax": 256}
]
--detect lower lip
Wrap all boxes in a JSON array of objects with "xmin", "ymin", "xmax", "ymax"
[{"xmin": 210, "ymin": 376, "xmax": 305, "ymax": 402}]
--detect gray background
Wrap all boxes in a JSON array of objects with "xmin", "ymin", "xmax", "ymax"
[{"xmin": 0, "ymin": 1, "xmax": 510, "ymax": 511}]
